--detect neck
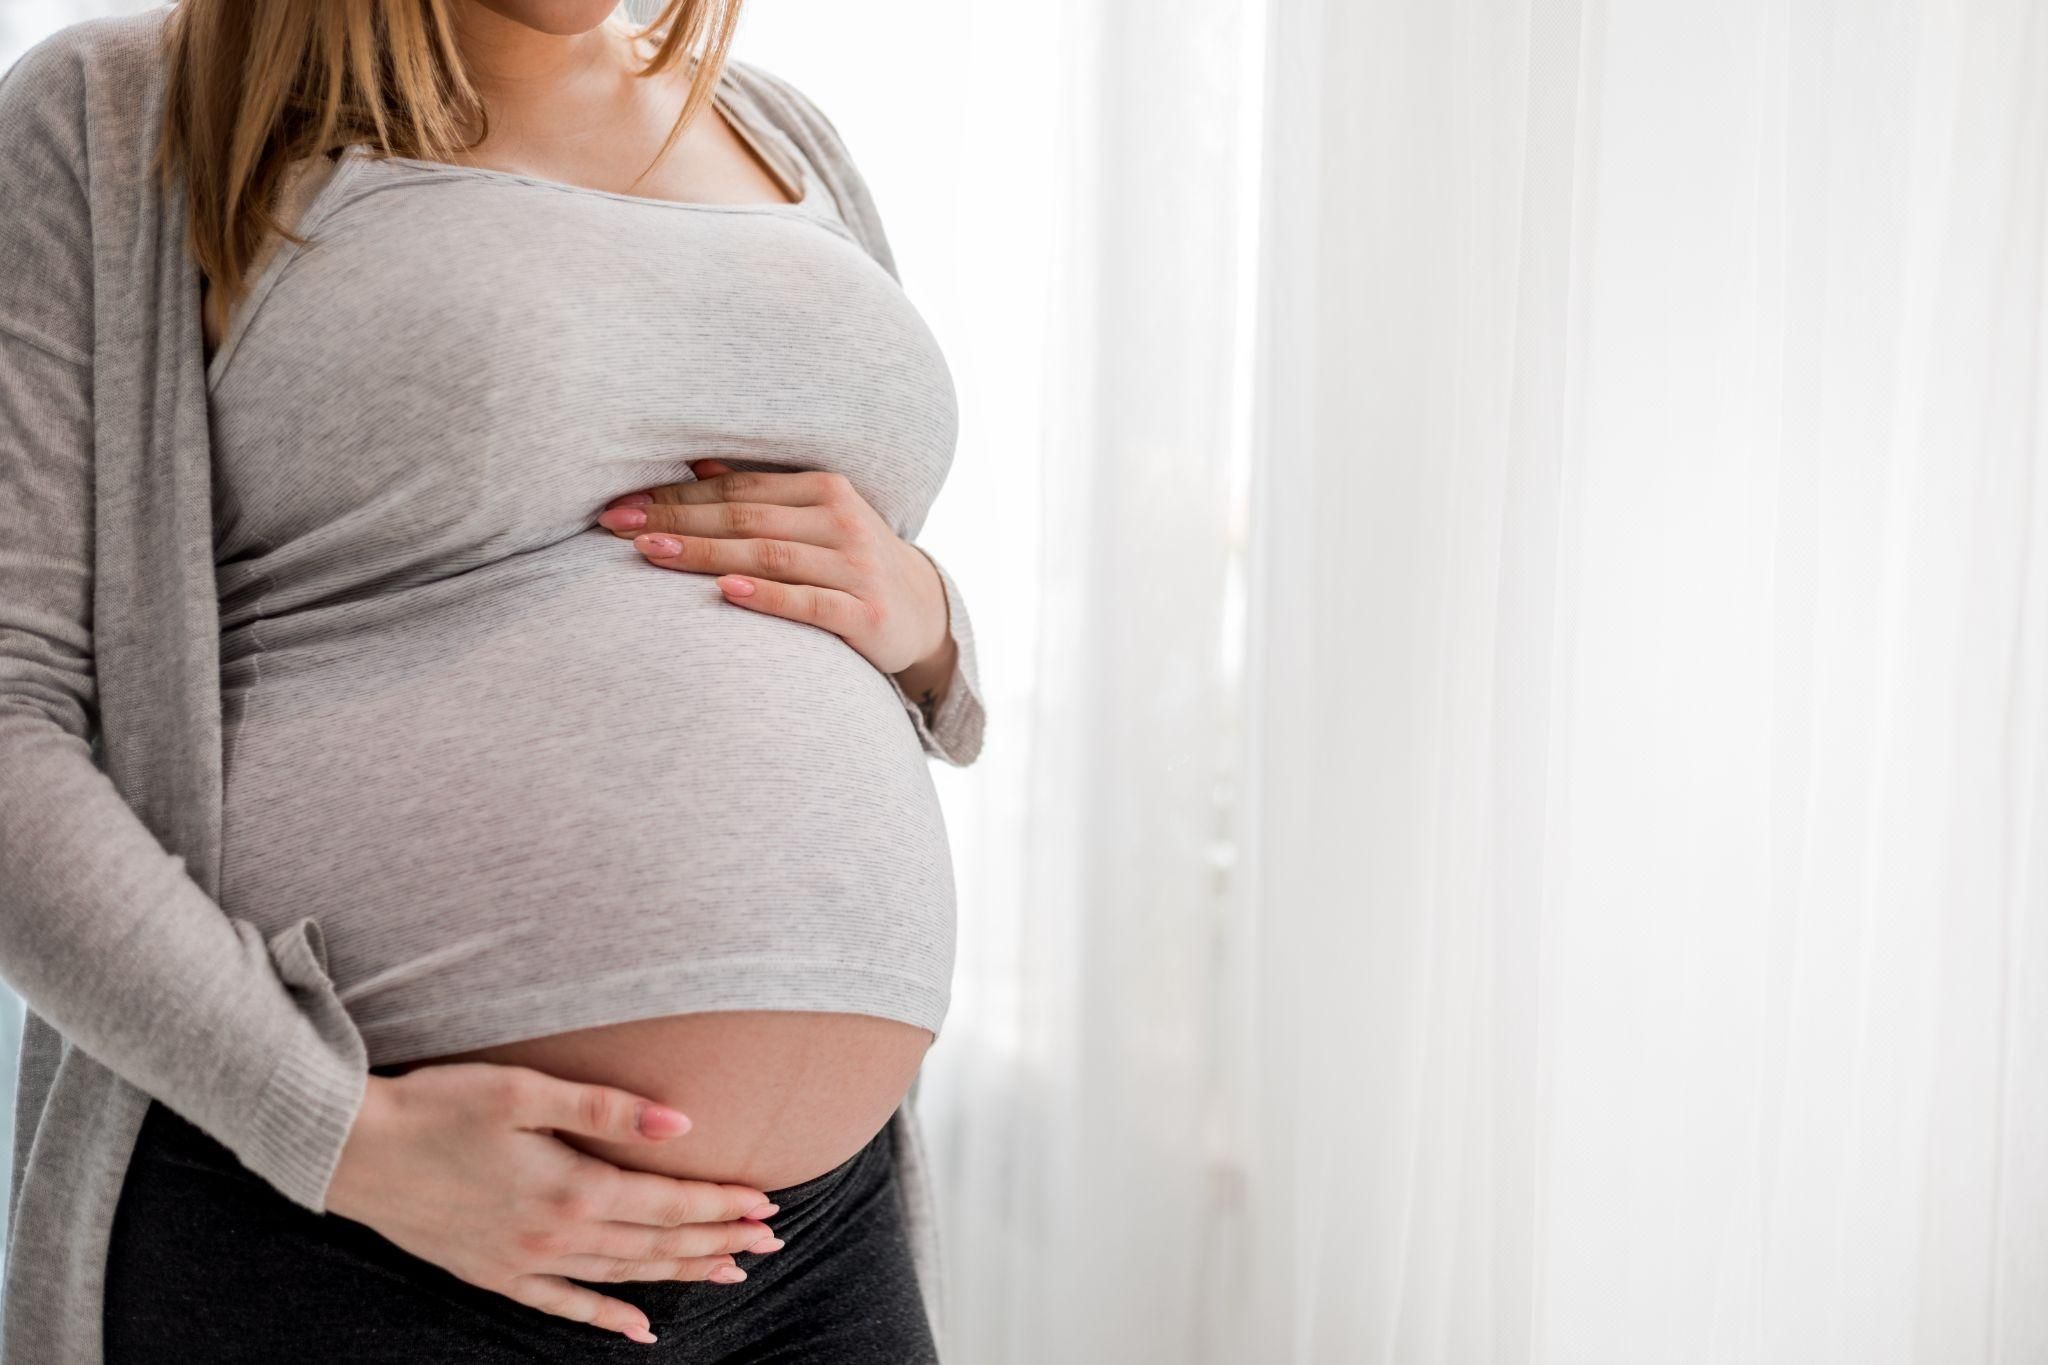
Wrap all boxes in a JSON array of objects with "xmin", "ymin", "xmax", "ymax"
[{"xmin": 447, "ymin": 5, "xmax": 643, "ymax": 146}]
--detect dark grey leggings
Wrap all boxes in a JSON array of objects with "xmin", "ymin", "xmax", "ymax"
[{"xmin": 104, "ymin": 1096, "xmax": 940, "ymax": 1364}]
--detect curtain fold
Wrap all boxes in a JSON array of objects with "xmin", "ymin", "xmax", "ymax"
[
  {"xmin": 906, "ymin": 0, "xmax": 1268, "ymax": 1359},
  {"xmin": 1241, "ymin": 1, "xmax": 2048, "ymax": 1361}
]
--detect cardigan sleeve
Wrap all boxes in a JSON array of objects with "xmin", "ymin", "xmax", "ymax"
[
  {"xmin": 0, "ymin": 32, "xmax": 367, "ymax": 1212},
  {"xmin": 887, "ymin": 545, "xmax": 988, "ymax": 767}
]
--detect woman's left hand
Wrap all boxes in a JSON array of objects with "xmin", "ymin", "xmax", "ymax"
[{"xmin": 592, "ymin": 459, "xmax": 955, "ymax": 685}]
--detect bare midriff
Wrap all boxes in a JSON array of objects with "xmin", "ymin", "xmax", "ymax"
[{"xmin": 385, "ymin": 1011, "xmax": 935, "ymax": 1192}]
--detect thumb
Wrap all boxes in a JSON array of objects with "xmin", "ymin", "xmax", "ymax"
[{"xmin": 514, "ymin": 1071, "xmax": 692, "ymax": 1143}]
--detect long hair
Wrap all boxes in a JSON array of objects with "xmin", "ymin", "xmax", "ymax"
[{"xmin": 156, "ymin": 1, "xmax": 743, "ymax": 343}]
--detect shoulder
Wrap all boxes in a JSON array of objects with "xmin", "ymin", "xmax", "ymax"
[
  {"xmin": 1, "ymin": 8, "xmax": 171, "ymax": 167},
  {"xmin": 718, "ymin": 57, "xmax": 843, "ymax": 142},
  {"xmin": 717, "ymin": 55, "xmax": 866, "ymax": 185},
  {"xmin": 0, "ymin": 9, "xmax": 169, "ymax": 362},
  {"xmin": 2, "ymin": 7, "xmax": 170, "ymax": 112},
  {"xmin": 717, "ymin": 56, "xmax": 901, "ymax": 282}
]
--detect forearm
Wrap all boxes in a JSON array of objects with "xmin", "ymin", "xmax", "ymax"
[
  {"xmin": 0, "ymin": 321, "xmax": 367, "ymax": 1211},
  {"xmin": 0, "ymin": 720, "xmax": 370, "ymax": 1209}
]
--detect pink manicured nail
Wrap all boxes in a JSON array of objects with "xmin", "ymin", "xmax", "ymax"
[
  {"xmin": 638, "ymin": 534, "xmax": 682, "ymax": 558},
  {"xmin": 747, "ymin": 1203, "xmax": 779, "ymax": 1219},
  {"xmin": 749, "ymin": 1237, "xmax": 786, "ymax": 1254},
  {"xmin": 598, "ymin": 507, "xmax": 648, "ymax": 530},
  {"xmin": 623, "ymin": 1325, "xmax": 658, "ymax": 1344},
  {"xmin": 719, "ymin": 576, "xmax": 755, "ymax": 597},
  {"xmin": 710, "ymin": 1264, "xmax": 747, "ymax": 1284},
  {"xmin": 612, "ymin": 491, "xmax": 654, "ymax": 507},
  {"xmin": 635, "ymin": 1102, "xmax": 691, "ymax": 1138}
]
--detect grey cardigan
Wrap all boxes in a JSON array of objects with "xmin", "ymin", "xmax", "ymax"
[{"xmin": 0, "ymin": 10, "xmax": 984, "ymax": 1361}]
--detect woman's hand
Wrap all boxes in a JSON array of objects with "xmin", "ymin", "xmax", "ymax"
[
  {"xmin": 326, "ymin": 1064, "xmax": 786, "ymax": 1346},
  {"xmin": 593, "ymin": 459, "xmax": 957, "ymax": 693}
]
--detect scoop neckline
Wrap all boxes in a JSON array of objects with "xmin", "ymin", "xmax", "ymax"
[
  {"xmin": 205, "ymin": 68, "xmax": 845, "ymax": 394},
  {"xmin": 348, "ymin": 78, "xmax": 824, "ymax": 217}
]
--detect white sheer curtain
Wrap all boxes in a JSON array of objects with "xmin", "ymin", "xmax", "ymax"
[
  {"xmin": 7, "ymin": 2, "xmax": 2047, "ymax": 1361},
  {"xmin": 847, "ymin": 0, "xmax": 2048, "ymax": 1358},
  {"xmin": 1242, "ymin": 1, "xmax": 2048, "ymax": 1362}
]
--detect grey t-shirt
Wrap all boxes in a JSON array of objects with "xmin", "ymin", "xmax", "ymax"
[{"xmin": 205, "ymin": 75, "xmax": 960, "ymax": 1064}]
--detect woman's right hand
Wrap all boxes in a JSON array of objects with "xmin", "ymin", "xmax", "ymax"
[{"xmin": 325, "ymin": 1063, "xmax": 785, "ymax": 1345}]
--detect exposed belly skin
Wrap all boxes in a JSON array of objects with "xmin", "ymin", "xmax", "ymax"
[{"xmin": 385, "ymin": 1010, "xmax": 934, "ymax": 1192}]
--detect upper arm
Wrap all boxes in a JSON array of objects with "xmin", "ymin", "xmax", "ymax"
[
  {"xmin": 0, "ymin": 27, "xmax": 95, "ymax": 364},
  {"xmin": 0, "ymin": 28, "xmax": 99, "ymax": 745}
]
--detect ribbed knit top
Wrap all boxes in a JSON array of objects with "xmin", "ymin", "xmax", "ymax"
[{"xmin": 204, "ymin": 71, "xmax": 962, "ymax": 1063}]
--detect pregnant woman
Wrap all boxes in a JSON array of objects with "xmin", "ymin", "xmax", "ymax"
[{"xmin": 0, "ymin": 1, "xmax": 983, "ymax": 1361}]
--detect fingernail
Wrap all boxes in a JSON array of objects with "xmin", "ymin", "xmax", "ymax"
[
  {"xmin": 624, "ymin": 1324, "xmax": 658, "ymax": 1344},
  {"xmin": 719, "ymin": 576, "xmax": 755, "ymax": 596},
  {"xmin": 747, "ymin": 1203, "xmax": 779, "ymax": 1219},
  {"xmin": 598, "ymin": 507, "xmax": 648, "ymax": 530},
  {"xmin": 613, "ymin": 492, "xmax": 654, "ymax": 507},
  {"xmin": 635, "ymin": 1102, "xmax": 691, "ymax": 1138},
  {"xmin": 749, "ymin": 1237, "xmax": 785, "ymax": 1254},
  {"xmin": 638, "ymin": 534, "xmax": 682, "ymax": 558},
  {"xmin": 711, "ymin": 1264, "xmax": 747, "ymax": 1284}
]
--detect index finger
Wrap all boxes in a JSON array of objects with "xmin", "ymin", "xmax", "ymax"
[
  {"xmin": 595, "ymin": 1166, "xmax": 777, "ymax": 1227},
  {"xmin": 660, "ymin": 468, "xmax": 840, "ymax": 509}
]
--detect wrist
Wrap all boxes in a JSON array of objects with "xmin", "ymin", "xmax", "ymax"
[
  {"xmin": 891, "ymin": 542, "xmax": 954, "ymax": 687},
  {"xmin": 892, "ymin": 631, "xmax": 957, "ymax": 717},
  {"xmin": 328, "ymin": 1073, "xmax": 399, "ymax": 1221}
]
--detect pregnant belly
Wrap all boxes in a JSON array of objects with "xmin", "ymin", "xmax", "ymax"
[
  {"xmin": 382, "ymin": 1010, "xmax": 933, "ymax": 1191},
  {"xmin": 220, "ymin": 530, "xmax": 958, "ymax": 1184}
]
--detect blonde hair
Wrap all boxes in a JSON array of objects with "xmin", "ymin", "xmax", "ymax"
[{"xmin": 156, "ymin": 1, "xmax": 744, "ymax": 343}]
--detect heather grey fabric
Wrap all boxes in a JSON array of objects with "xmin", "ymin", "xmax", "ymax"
[
  {"xmin": 208, "ymin": 75, "xmax": 961, "ymax": 1061},
  {"xmin": 0, "ymin": 9, "xmax": 983, "ymax": 1360}
]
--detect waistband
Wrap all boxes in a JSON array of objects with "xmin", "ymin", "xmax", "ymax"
[{"xmin": 762, "ymin": 1123, "xmax": 892, "ymax": 1203}]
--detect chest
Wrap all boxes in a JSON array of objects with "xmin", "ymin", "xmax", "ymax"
[{"xmin": 207, "ymin": 164, "xmax": 958, "ymax": 572}]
